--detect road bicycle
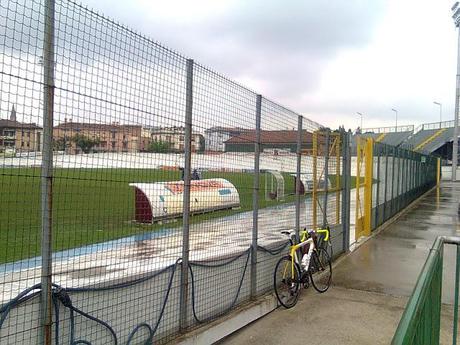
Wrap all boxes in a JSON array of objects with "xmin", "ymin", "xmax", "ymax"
[
  {"xmin": 302, "ymin": 226, "xmax": 333, "ymax": 259},
  {"xmin": 273, "ymin": 228, "xmax": 332, "ymax": 308}
]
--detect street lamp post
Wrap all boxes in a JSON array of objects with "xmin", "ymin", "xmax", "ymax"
[
  {"xmin": 392, "ymin": 108, "xmax": 398, "ymax": 131},
  {"xmin": 452, "ymin": 2, "xmax": 460, "ymax": 181},
  {"xmin": 357, "ymin": 112, "xmax": 363, "ymax": 130},
  {"xmin": 434, "ymin": 101, "xmax": 442, "ymax": 128}
]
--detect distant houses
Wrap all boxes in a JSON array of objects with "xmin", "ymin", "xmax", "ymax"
[
  {"xmin": 53, "ymin": 121, "xmax": 146, "ymax": 154},
  {"xmin": 204, "ymin": 127, "xmax": 250, "ymax": 152},
  {"xmin": 0, "ymin": 107, "xmax": 314, "ymax": 155},
  {"xmin": 224, "ymin": 129, "xmax": 315, "ymax": 153},
  {"xmin": 0, "ymin": 106, "xmax": 43, "ymax": 153},
  {"xmin": 150, "ymin": 126, "xmax": 204, "ymax": 152}
]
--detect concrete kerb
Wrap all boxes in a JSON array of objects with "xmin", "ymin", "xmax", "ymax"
[{"xmin": 170, "ymin": 186, "xmax": 437, "ymax": 345}]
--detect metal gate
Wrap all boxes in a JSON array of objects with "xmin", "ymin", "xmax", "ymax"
[
  {"xmin": 355, "ymin": 136, "xmax": 373, "ymax": 240},
  {"xmin": 312, "ymin": 130, "xmax": 342, "ymax": 230}
]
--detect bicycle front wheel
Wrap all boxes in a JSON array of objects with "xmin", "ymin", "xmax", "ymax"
[
  {"xmin": 309, "ymin": 248, "xmax": 332, "ymax": 293},
  {"xmin": 273, "ymin": 255, "xmax": 301, "ymax": 308}
]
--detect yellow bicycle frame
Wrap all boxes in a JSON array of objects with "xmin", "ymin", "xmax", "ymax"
[
  {"xmin": 288, "ymin": 240, "xmax": 312, "ymax": 278},
  {"xmin": 285, "ymin": 228, "xmax": 330, "ymax": 279}
]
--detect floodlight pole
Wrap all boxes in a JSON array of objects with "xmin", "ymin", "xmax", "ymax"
[
  {"xmin": 452, "ymin": 2, "xmax": 460, "ymax": 181},
  {"xmin": 392, "ymin": 108, "xmax": 398, "ymax": 131},
  {"xmin": 357, "ymin": 112, "xmax": 363, "ymax": 130},
  {"xmin": 434, "ymin": 101, "xmax": 442, "ymax": 128}
]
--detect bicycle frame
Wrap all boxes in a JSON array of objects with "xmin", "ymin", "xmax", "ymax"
[{"xmin": 288, "ymin": 238, "xmax": 314, "ymax": 278}]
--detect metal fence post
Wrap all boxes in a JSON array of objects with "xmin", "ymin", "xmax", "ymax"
[
  {"xmin": 251, "ymin": 95, "xmax": 262, "ymax": 299},
  {"xmin": 375, "ymin": 144, "xmax": 381, "ymax": 228},
  {"xmin": 383, "ymin": 145, "xmax": 389, "ymax": 221},
  {"xmin": 391, "ymin": 146, "xmax": 396, "ymax": 217},
  {"xmin": 41, "ymin": 1, "xmax": 55, "ymax": 344},
  {"xmin": 405, "ymin": 152, "xmax": 408, "ymax": 200},
  {"xmin": 295, "ymin": 115, "xmax": 303, "ymax": 242},
  {"xmin": 322, "ymin": 130, "xmax": 330, "ymax": 228},
  {"xmin": 342, "ymin": 130, "xmax": 351, "ymax": 252},
  {"xmin": 179, "ymin": 58, "xmax": 194, "ymax": 331},
  {"xmin": 396, "ymin": 148, "xmax": 401, "ymax": 212}
]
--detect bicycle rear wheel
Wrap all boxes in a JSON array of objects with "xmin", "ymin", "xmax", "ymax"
[
  {"xmin": 274, "ymin": 255, "xmax": 301, "ymax": 308},
  {"xmin": 309, "ymin": 248, "xmax": 332, "ymax": 293}
]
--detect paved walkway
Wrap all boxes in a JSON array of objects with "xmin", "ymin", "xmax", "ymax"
[{"xmin": 221, "ymin": 182, "xmax": 460, "ymax": 344}]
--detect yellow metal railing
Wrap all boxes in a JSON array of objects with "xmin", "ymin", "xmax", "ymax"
[{"xmin": 376, "ymin": 133, "xmax": 386, "ymax": 142}]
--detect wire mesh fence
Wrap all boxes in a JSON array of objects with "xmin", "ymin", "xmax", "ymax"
[
  {"xmin": 0, "ymin": 0, "xmax": 438, "ymax": 344},
  {"xmin": 371, "ymin": 142, "xmax": 437, "ymax": 231}
]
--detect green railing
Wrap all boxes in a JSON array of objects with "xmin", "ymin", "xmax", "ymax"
[{"xmin": 392, "ymin": 236, "xmax": 460, "ymax": 345}]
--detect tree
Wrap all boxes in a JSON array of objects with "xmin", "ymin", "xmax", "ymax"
[
  {"xmin": 197, "ymin": 134, "xmax": 206, "ymax": 152},
  {"xmin": 148, "ymin": 140, "xmax": 170, "ymax": 153},
  {"xmin": 53, "ymin": 137, "xmax": 71, "ymax": 151},
  {"xmin": 72, "ymin": 134, "xmax": 100, "ymax": 153}
]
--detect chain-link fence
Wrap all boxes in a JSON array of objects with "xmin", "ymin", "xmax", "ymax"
[
  {"xmin": 0, "ymin": 0, "xmax": 440, "ymax": 344},
  {"xmin": 371, "ymin": 142, "xmax": 438, "ymax": 230},
  {"xmin": 0, "ymin": 0, "xmax": 353, "ymax": 344}
]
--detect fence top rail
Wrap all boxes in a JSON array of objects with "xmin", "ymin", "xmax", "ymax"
[
  {"xmin": 362, "ymin": 125, "xmax": 414, "ymax": 134},
  {"xmin": 420, "ymin": 120, "xmax": 455, "ymax": 131},
  {"xmin": 392, "ymin": 236, "xmax": 460, "ymax": 345}
]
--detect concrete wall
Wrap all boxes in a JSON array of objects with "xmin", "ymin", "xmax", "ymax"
[{"xmin": 1, "ymin": 224, "xmax": 345, "ymax": 345}]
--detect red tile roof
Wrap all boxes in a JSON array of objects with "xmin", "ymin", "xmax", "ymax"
[
  {"xmin": 225, "ymin": 130, "xmax": 314, "ymax": 144},
  {"xmin": 0, "ymin": 119, "xmax": 41, "ymax": 129},
  {"xmin": 54, "ymin": 122, "xmax": 141, "ymax": 131}
]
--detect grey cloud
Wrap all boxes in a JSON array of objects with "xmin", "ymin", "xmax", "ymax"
[{"xmin": 83, "ymin": 0, "xmax": 387, "ymax": 104}]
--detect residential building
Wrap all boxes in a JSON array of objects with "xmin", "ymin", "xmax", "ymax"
[
  {"xmin": 0, "ymin": 106, "xmax": 43, "ymax": 153},
  {"xmin": 150, "ymin": 126, "xmax": 203, "ymax": 152},
  {"xmin": 140, "ymin": 127, "xmax": 153, "ymax": 152},
  {"xmin": 225, "ymin": 130, "xmax": 315, "ymax": 153},
  {"xmin": 204, "ymin": 127, "xmax": 250, "ymax": 152},
  {"xmin": 53, "ymin": 121, "xmax": 142, "ymax": 154}
]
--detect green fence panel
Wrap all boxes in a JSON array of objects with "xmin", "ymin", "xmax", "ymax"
[{"xmin": 392, "ymin": 238, "xmax": 443, "ymax": 345}]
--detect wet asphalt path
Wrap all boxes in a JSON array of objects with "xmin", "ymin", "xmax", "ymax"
[{"xmin": 222, "ymin": 182, "xmax": 460, "ymax": 345}]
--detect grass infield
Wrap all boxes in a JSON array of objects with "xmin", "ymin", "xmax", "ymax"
[{"xmin": 0, "ymin": 167, "xmax": 351, "ymax": 263}]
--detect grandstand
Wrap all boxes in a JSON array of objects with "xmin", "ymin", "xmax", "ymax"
[
  {"xmin": 401, "ymin": 121, "xmax": 455, "ymax": 154},
  {"xmin": 353, "ymin": 121, "xmax": 456, "ymax": 159},
  {"xmin": 358, "ymin": 125, "xmax": 414, "ymax": 146}
]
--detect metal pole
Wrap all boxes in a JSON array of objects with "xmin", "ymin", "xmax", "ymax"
[
  {"xmin": 40, "ymin": 0, "xmax": 55, "ymax": 344},
  {"xmin": 392, "ymin": 109, "xmax": 398, "ymax": 132},
  {"xmin": 383, "ymin": 145, "xmax": 389, "ymax": 221},
  {"xmin": 453, "ymin": 245, "xmax": 460, "ymax": 345},
  {"xmin": 251, "ymin": 95, "xmax": 262, "ymax": 299},
  {"xmin": 396, "ymin": 148, "xmax": 401, "ymax": 213},
  {"xmin": 439, "ymin": 103, "xmax": 443, "ymax": 128},
  {"xmin": 453, "ymin": 22, "xmax": 460, "ymax": 181},
  {"xmin": 295, "ymin": 115, "xmax": 302, "ymax": 242},
  {"xmin": 375, "ymin": 145, "xmax": 381, "ymax": 228},
  {"xmin": 322, "ymin": 130, "xmax": 330, "ymax": 228},
  {"xmin": 179, "ymin": 58, "xmax": 193, "ymax": 331},
  {"xmin": 342, "ymin": 130, "xmax": 351, "ymax": 252},
  {"xmin": 391, "ymin": 146, "xmax": 396, "ymax": 217}
]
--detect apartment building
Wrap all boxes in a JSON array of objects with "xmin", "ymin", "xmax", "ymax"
[
  {"xmin": 53, "ymin": 121, "xmax": 143, "ymax": 154},
  {"xmin": 0, "ymin": 106, "xmax": 42, "ymax": 153}
]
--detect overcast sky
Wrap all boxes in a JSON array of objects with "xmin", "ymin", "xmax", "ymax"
[{"xmin": 63, "ymin": 0, "xmax": 459, "ymax": 130}]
